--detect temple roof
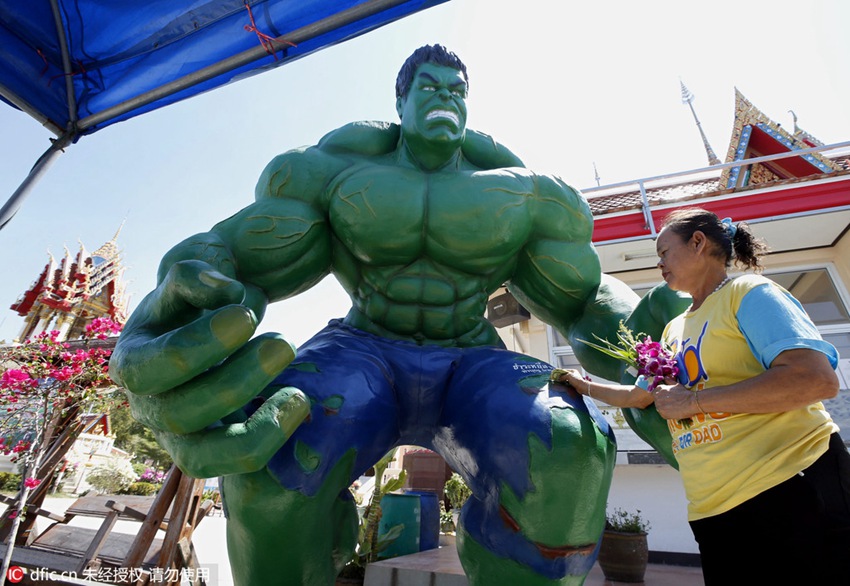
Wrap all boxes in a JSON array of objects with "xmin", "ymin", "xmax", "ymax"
[
  {"xmin": 719, "ymin": 89, "xmax": 841, "ymax": 188},
  {"xmin": 10, "ymin": 226, "xmax": 129, "ymax": 327},
  {"xmin": 586, "ymin": 89, "xmax": 850, "ymax": 218}
]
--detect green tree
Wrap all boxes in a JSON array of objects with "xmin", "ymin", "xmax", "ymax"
[
  {"xmin": 109, "ymin": 395, "xmax": 172, "ymax": 468},
  {"xmin": 86, "ymin": 459, "xmax": 137, "ymax": 494}
]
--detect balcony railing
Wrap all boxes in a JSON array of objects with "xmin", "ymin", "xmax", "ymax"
[{"xmin": 581, "ymin": 140, "xmax": 850, "ymax": 240}]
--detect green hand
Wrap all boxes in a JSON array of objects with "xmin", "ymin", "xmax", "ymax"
[{"xmin": 109, "ymin": 259, "xmax": 307, "ymax": 478}]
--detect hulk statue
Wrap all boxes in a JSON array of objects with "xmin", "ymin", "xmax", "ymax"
[{"xmin": 110, "ymin": 45, "xmax": 688, "ymax": 585}]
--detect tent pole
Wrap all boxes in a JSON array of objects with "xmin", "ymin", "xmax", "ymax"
[
  {"xmin": 49, "ymin": 0, "xmax": 80, "ymax": 126},
  {"xmin": 77, "ymin": 0, "xmax": 412, "ymax": 132},
  {"xmin": 0, "ymin": 135, "xmax": 72, "ymax": 230},
  {"xmin": 0, "ymin": 84, "xmax": 64, "ymax": 137}
]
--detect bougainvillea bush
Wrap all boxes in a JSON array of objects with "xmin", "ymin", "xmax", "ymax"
[
  {"xmin": 0, "ymin": 317, "xmax": 123, "ymax": 540},
  {"xmin": 0, "ymin": 317, "xmax": 123, "ymax": 472}
]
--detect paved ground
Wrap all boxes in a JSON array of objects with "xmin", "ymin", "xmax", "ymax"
[
  {"xmin": 367, "ymin": 541, "xmax": 704, "ymax": 586},
  {"xmin": 36, "ymin": 497, "xmax": 701, "ymax": 586}
]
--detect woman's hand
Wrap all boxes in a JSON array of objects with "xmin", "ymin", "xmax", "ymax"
[
  {"xmin": 653, "ymin": 382, "xmax": 701, "ymax": 420},
  {"xmin": 552, "ymin": 368, "xmax": 655, "ymax": 408},
  {"xmin": 551, "ymin": 369, "xmax": 589, "ymax": 395},
  {"xmin": 654, "ymin": 349, "xmax": 839, "ymax": 420}
]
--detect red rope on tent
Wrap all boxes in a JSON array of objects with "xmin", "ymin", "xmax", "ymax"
[
  {"xmin": 47, "ymin": 60, "xmax": 87, "ymax": 87},
  {"xmin": 36, "ymin": 49, "xmax": 49, "ymax": 77},
  {"xmin": 243, "ymin": 1, "xmax": 296, "ymax": 60}
]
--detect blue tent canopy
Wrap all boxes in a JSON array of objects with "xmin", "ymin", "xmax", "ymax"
[{"xmin": 0, "ymin": 0, "xmax": 449, "ymax": 228}]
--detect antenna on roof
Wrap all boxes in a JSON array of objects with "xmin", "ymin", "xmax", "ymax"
[
  {"xmin": 680, "ymin": 80, "xmax": 721, "ymax": 166},
  {"xmin": 593, "ymin": 162, "xmax": 601, "ymax": 187}
]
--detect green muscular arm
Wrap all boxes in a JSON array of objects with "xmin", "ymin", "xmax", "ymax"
[
  {"xmin": 507, "ymin": 175, "xmax": 691, "ymax": 464},
  {"xmin": 109, "ymin": 145, "xmax": 346, "ymax": 478},
  {"xmin": 507, "ymin": 173, "xmax": 633, "ymax": 380},
  {"xmin": 618, "ymin": 283, "xmax": 691, "ymax": 466}
]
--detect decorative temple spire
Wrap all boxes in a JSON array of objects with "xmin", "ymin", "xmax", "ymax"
[
  {"xmin": 680, "ymin": 80, "xmax": 721, "ymax": 166},
  {"xmin": 789, "ymin": 110, "xmax": 800, "ymax": 134},
  {"xmin": 9, "ymin": 223, "xmax": 129, "ymax": 342},
  {"xmin": 788, "ymin": 109, "xmax": 825, "ymax": 147}
]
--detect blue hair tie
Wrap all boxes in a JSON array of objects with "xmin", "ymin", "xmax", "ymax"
[{"xmin": 721, "ymin": 217, "xmax": 737, "ymax": 239}]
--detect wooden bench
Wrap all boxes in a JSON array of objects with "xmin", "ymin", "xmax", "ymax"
[
  {"xmin": 29, "ymin": 524, "xmax": 163, "ymax": 567},
  {"xmin": 65, "ymin": 494, "xmax": 175, "ymax": 522},
  {"xmin": 0, "ymin": 467, "xmax": 211, "ymax": 584}
]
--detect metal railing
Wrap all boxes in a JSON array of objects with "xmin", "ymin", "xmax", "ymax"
[{"xmin": 581, "ymin": 140, "xmax": 850, "ymax": 243}]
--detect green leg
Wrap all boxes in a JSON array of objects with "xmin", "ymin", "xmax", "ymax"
[
  {"xmin": 457, "ymin": 526, "xmax": 587, "ymax": 586},
  {"xmin": 221, "ymin": 453, "xmax": 357, "ymax": 586},
  {"xmin": 456, "ymin": 406, "xmax": 616, "ymax": 585}
]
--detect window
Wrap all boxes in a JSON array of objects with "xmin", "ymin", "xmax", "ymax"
[{"xmin": 779, "ymin": 268, "xmax": 850, "ymax": 441}]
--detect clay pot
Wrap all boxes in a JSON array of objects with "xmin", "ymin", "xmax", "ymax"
[{"xmin": 597, "ymin": 530, "xmax": 649, "ymax": 583}]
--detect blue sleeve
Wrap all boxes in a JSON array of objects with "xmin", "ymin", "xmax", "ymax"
[{"xmin": 737, "ymin": 283, "xmax": 839, "ymax": 369}]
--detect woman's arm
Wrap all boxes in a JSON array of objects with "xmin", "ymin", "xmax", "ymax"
[
  {"xmin": 654, "ymin": 348, "xmax": 839, "ymax": 420},
  {"xmin": 553, "ymin": 369, "xmax": 655, "ymax": 409}
]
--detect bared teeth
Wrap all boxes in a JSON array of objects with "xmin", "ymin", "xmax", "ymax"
[{"xmin": 426, "ymin": 110, "xmax": 459, "ymax": 124}]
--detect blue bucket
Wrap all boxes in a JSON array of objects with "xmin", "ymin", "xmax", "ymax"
[
  {"xmin": 378, "ymin": 493, "xmax": 421, "ymax": 558},
  {"xmin": 406, "ymin": 490, "xmax": 440, "ymax": 551}
]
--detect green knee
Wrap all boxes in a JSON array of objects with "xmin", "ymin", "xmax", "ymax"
[{"xmin": 500, "ymin": 406, "xmax": 616, "ymax": 547}]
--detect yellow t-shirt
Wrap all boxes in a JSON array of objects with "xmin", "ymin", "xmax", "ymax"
[{"xmin": 662, "ymin": 274, "xmax": 837, "ymax": 521}]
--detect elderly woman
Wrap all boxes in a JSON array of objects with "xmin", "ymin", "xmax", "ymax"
[{"xmin": 558, "ymin": 207, "xmax": 850, "ymax": 585}]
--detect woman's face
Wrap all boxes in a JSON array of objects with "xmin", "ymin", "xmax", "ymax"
[{"xmin": 655, "ymin": 227, "xmax": 698, "ymax": 293}]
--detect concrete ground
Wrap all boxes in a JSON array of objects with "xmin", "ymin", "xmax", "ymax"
[
  {"xmin": 34, "ymin": 497, "xmax": 701, "ymax": 585},
  {"xmin": 366, "ymin": 543, "xmax": 704, "ymax": 586}
]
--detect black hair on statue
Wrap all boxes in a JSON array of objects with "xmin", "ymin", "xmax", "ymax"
[{"xmin": 395, "ymin": 44, "xmax": 468, "ymax": 99}]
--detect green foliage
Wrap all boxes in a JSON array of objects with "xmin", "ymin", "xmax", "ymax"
[
  {"xmin": 202, "ymin": 488, "xmax": 220, "ymax": 502},
  {"xmin": 605, "ymin": 508, "xmax": 650, "ymax": 534},
  {"xmin": 439, "ymin": 500, "xmax": 455, "ymax": 533},
  {"xmin": 109, "ymin": 394, "xmax": 173, "ymax": 468},
  {"xmin": 119, "ymin": 481, "xmax": 159, "ymax": 496},
  {"xmin": 579, "ymin": 320, "xmax": 643, "ymax": 371},
  {"xmin": 339, "ymin": 448, "xmax": 407, "ymax": 579},
  {"xmin": 0, "ymin": 473, "xmax": 22, "ymax": 492},
  {"xmin": 444, "ymin": 472, "xmax": 471, "ymax": 511},
  {"xmin": 85, "ymin": 460, "xmax": 137, "ymax": 494}
]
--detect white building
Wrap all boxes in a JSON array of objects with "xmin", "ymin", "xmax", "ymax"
[{"xmin": 489, "ymin": 91, "xmax": 850, "ymax": 564}]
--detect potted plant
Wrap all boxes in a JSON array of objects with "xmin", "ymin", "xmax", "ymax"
[
  {"xmin": 596, "ymin": 507, "xmax": 651, "ymax": 583},
  {"xmin": 438, "ymin": 500, "xmax": 456, "ymax": 545},
  {"xmin": 443, "ymin": 472, "xmax": 471, "ymax": 530},
  {"xmin": 337, "ymin": 448, "xmax": 407, "ymax": 585}
]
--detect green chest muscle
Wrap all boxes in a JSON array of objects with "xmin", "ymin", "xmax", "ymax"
[{"xmin": 328, "ymin": 164, "xmax": 533, "ymax": 273}]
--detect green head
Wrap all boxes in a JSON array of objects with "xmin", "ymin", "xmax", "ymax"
[
  {"xmin": 395, "ymin": 45, "xmax": 469, "ymax": 168},
  {"xmin": 395, "ymin": 44, "xmax": 468, "ymax": 100}
]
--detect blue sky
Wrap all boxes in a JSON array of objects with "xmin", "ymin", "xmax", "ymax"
[{"xmin": 2, "ymin": 0, "xmax": 849, "ymax": 345}]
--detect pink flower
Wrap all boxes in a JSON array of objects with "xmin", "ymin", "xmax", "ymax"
[
  {"xmin": 24, "ymin": 477, "xmax": 41, "ymax": 489},
  {"xmin": 52, "ymin": 367, "xmax": 74, "ymax": 381},
  {"xmin": 0, "ymin": 369, "xmax": 37, "ymax": 393},
  {"xmin": 12, "ymin": 441, "xmax": 30, "ymax": 454},
  {"xmin": 582, "ymin": 323, "xmax": 680, "ymax": 393},
  {"xmin": 85, "ymin": 317, "xmax": 123, "ymax": 338},
  {"xmin": 581, "ymin": 321, "xmax": 692, "ymax": 428},
  {"xmin": 1, "ymin": 370, "xmax": 29, "ymax": 384}
]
